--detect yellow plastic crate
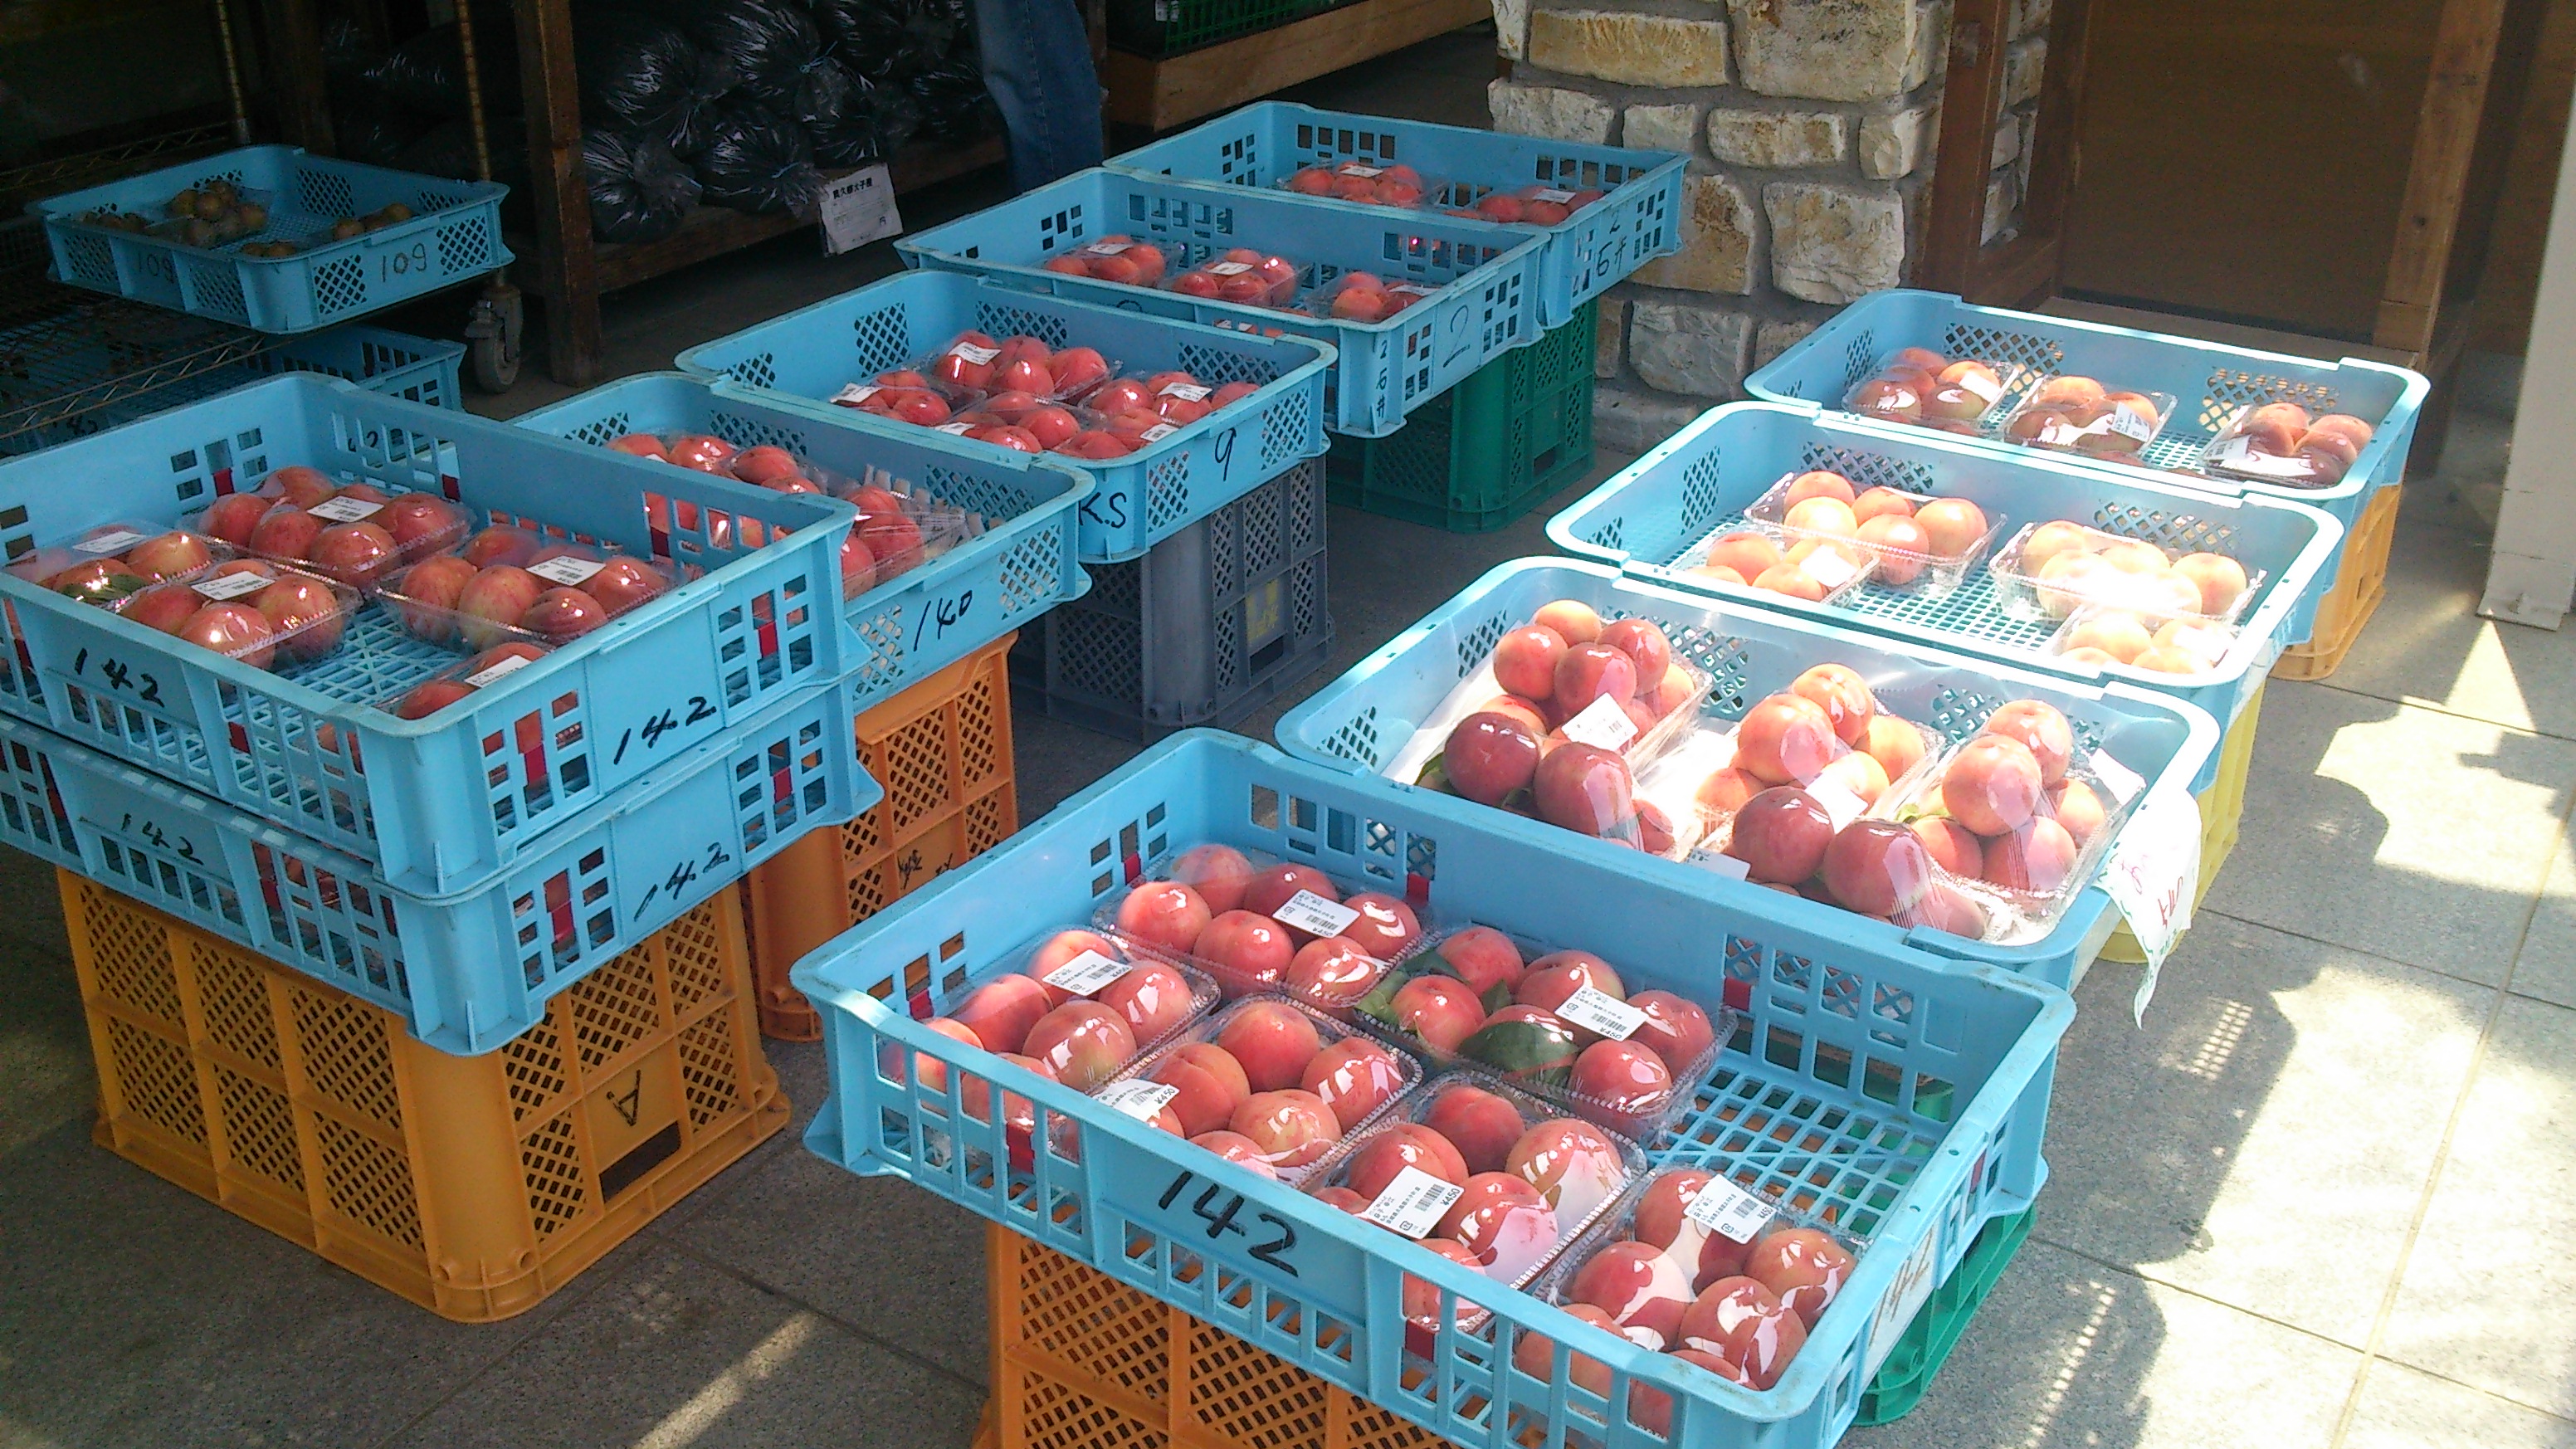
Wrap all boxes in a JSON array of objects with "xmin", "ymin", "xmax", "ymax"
[
  {"xmin": 2276, "ymin": 485, "xmax": 2398, "ymax": 681},
  {"xmin": 2100, "ymin": 683, "xmax": 2263, "ymax": 964},
  {"xmin": 71, "ymin": 872, "xmax": 785, "ymax": 1322}
]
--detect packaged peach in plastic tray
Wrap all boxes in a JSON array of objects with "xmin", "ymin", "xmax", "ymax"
[
  {"xmin": 1993, "ymin": 377, "xmax": 2176, "ymax": 461},
  {"xmin": 1348, "ymin": 928, "xmax": 1730, "ymax": 1143},
  {"xmin": 1380, "ymin": 602, "xmax": 1710, "ymax": 812},
  {"xmin": 2197, "ymin": 402, "xmax": 2378, "ymax": 490},
  {"xmin": 1528, "ymin": 1168, "xmax": 1862, "ymax": 1396},
  {"xmin": 1093, "ymin": 993, "xmax": 1425, "ymax": 1185},
  {"xmin": 1740, "ymin": 470, "xmax": 2003, "ymax": 598},
  {"xmin": 827, "ymin": 373, "xmax": 982, "ymax": 429},
  {"xmin": 1439, "ymin": 183, "xmax": 1605, "ymax": 226},
  {"xmin": 376, "ymin": 539, "xmax": 683, "ymax": 649},
  {"xmin": 4, "ymin": 520, "xmax": 239, "ymax": 607},
  {"xmin": 1168, "ymin": 250, "xmax": 1301, "ymax": 308},
  {"xmin": 1841, "ymin": 349, "xmax": 2022, "ymax": 435},
  {"xmin": 1671, "ymin": 523, "xmax": 1879, "ymax": 609},
  {"xmin": 1281, "ymin": 159, "xmax": 1437, "ymax": 207},
  {"xmin": 1083, "ymin": 370, "xmax": 1266, "ymax": 429},
  {"xmin": 828, "ymin": 466, "xmax": 985, "ymax": 596},
  {"xmin": 1988, "ymin": 520, "xmax": 2261, "ymax": 629},
  {"xmin": 1039, "ymin": 235, "xmax": 1172, "ymax": 286},
  {"xmin": 915, "ymin": 330, "xmax": 1120, "ymax": 402},
  {"xmin": 2044, "ymin": 603, "xmax": 2237, "ymax": 679},
  {"xmin": 115, "ymin": 563, "xmax": 361, "ymax": 673},
  {"xmin": 373, "ymin": 639, "xmax": 558, "ymax": 719},
  {"xmin": 1095, "ymin": 842, "xmax": 1437, "ymax": 1009},
  {"xmin": 184, "ymin": 464, "xmax": 474, "ymax": 590},
  {"xmin": 1302, "ymin": 1069, "xmax": 1645, "ymax": 1336},
  {"xmin": 1311, "ymin": 271, "xmax": 1440, "ymax": 323}
]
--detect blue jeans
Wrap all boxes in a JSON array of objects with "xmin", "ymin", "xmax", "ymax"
[{"xmin": 973, "ymin": 0, "xmax": 1104, "ymax": 190}]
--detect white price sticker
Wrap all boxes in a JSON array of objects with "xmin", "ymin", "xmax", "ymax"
[
  {"xmin": 2166, "ymin": 623, "xmax": 2231, "ymax": 665},
  {"xmin": 1556, "ymin": 985, "xmax": 1645, "ymax": 1041},
  {"xmin": 2104, "ymin": 783, "xmax": 2203, "ymax": 1017},
  {"xmin": 1098, "ymin": 1079, "xmax": 1180, "ymax": 1123},
  {"xmin": 2106, "ymin": 404, "xmax": 2158, "ymax": 442},
  {"xmin": 832, "ymin": 383, "xmax": 882, "ymax": 407},
  {"xmin": 820, "ymin": 163, "xmax": 904, "ymax": 255},
  {"xmin": 1336, "ymin": 163, "xmax": 1385, "ymax": 178},
  {"xmin": 1810, "ymin": 778, "xmax": 1869, "ymax": 830},
  {"xmin": 1360, "ymin": 1165, "xmax": 1464, "ymax": 1238},
  {"xmin": 526, "ymin": 554, "xmax": 605, "ymax": 586},
  {"xmin": 2090, "ymin": 749, "xmax": 2145, "ymax": 804},
  {"xmin": 1138, "ymin": 424, "xmax": 1179, "ymax": 442},
  {"xmin": 75, "ymin": 529, "xmax": 147, "ymax": 554},
  {"xmin": 189, "ymin": 571, "xmax": 271, "ymax": 601},
  {"xmin": 1271, "ymin": 889, "xmax": 1359, "ymax": 939},
  {"xmin": 1803, "ymin": 548, "xmax": 1861, "ymax": 588},
  {"xmin": 934, "ymin": 422, "xmax": 978, "ymax": 435},
  {"xmin": 1558, "ymin": 693, "xmax": 1640, "ymax": 752},
  {"xmin": 1076, "ymin": 240, "xmax": 1134, "ymax": 257},
  {"xmin": 308, "ymin": 495, "xmax": 383, "ymax": 522},
  {"xmin": 1689, "ymin": 847, "xmax": 1753, "ymax": 881},
  {"xmin": 946, "ymin": 342, "xmax": 1000, "ymax": 365},
  {"xmin": 462, "ymin": 651, "xmax": 537, "ymax": 688},
  {"xmin": 1682, "ymin": 1176, "xmax": 1774, "ymax": 1242},
  {"xmin": 1156, "ymin": 382, "xmax": 1212, "ymax": 401},
  {"xmin": 1530, "ymin": 188, "xmax": 1578, "ymax": 203},
  {"xmin": 1207, "ymin": 261, "xmax": 1253, "ymax": 276},
  {"xmin": 2211, "ymin": 437, "xmax": 2314, "ymax": 479},
  {"xmin": 1041, "ymin": 949, "xmax": 1132, "ymax": 997},
  {"xmin": 1956, "ymin": 368, "xmax": 2003, "ymax": 403},
  {"xmin": 1387, "ymin": 282, "xmax": 1437, "ymax": 297}
]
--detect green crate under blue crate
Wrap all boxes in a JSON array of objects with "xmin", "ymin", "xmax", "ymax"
[
  {"xmin": 1856, "ymin": 1205, "xmax": 2037, "ymax": 1425},
  {"xmin": 1326, "ymin": 297, "xmax": 1597, "ymax": 533}
]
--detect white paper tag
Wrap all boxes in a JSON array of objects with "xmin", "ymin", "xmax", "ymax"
[
  {"xmin": 1098, "ymin": 1079, "xmax": 1180, "ymax": 1122},
  {"xmin": 75, "ymin": 529, "xmax": 147, "ymax": 554},
  {"xmin": 1272, "ymin": 889, "xmax": 1359, "ymax": 938},
  {"xmin": 820, "ymin": 163, "xmax": 904, "ymax": 256},
  {"xmin": 2106, "ymin": 404, "xmax": 2157, "ymax": 442},
  {"xmin": 1138, "ymin": 424, "xmax": 1179, "ymax": 442},
  {"xmin": 1556, "ymin": 984, "xmax": 1645, "ymax": 1041},
  {"xmin": 1803, "ymin": 548, "xmax": 1861, "ymax": 588},
  {"xmin": 1863, "ymin": 1227, "xmax": 1940, "ymax": 1383},
  {"xmin": 1360, "ymin": 1165, "xmax": 1465, "ymax": 1238},
  {"xmin": 945, "ymin": 342, "xmax": 1000, "ymax": 365},
  {"xmin": 462, "ymin": 651, "xmax": 537, "ymax": 688},
  {"xmin": 2038, "ymin": 419, "xmax": 2088, "ymax": 447},
  {"xmin": 526, "ymin": 555, "xmax": 605, "ymax": 586},
  {"xmin": 2090, "ymin": 749, "xmax": 2145, "ymax": 805},
  {"xmin": 934, "ymin": 422, "xmax": 978, "ymax": 435},
  {"xmin": 1530, "ymin": 188, "xmax": 1578, "ymax": 203},
  {"xmin": 190, "ymin": 571, "xmax": 271, "ymax": 601},
  {"xmin": 832, "ymin": 383, "xmax": 882, "ymax": 407},
  {"xmin": 1956, "ymin": 368, "xmax": 2003, "ymax": 403},
  {"xmin": 1810, "ymin": 779, "xmax": 1869, "ymax": 830},
  {"xmin": 1387, "ymin": 282, "xmax": 1437, "ymax": 297},
  {"xmin": 1682, "ymin": 1176, "xmax": 1774, "ymax": 1242},
  {"xmin": 1336, "ymin": 163, "xmax": 1385, "ymax": 178},
  {"xmin": 1041, "ymin": 949, "xmax": 1132, "ymax": 997},
  {"xmin": 1156, "ymin": 382, "xmax": 1212, "ymax": 401},
  {"xmin": 1076, "ymin": 240, "xmax": 1134, "ymax": 257},
  {"xmin": 1559, "ymin": 694, "xmax": 1640, "ymax": 752},
  {"xmin": 1689, "ymin": 847, "xmax": 1753, "ymax": 881},
  {"xmin": 1206, "ymin": 261, "xmax": 1253, "ymax": 276},
  {"xmin": 308, "ymin": 495, "xmax": 383, "ymax": 522},
  {"xmin": 2104, "ymin": 784, "xmax": 2203, "ymax": 1017},
  {"xmin": 2211, "ymin": 437, "xmax": 2313, "ymax": 479},
  {"xmin": 2166, "ymin": 623, "xmax": 2232, "ymax": 665}
]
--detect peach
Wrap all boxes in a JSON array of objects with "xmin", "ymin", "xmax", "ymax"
[
  {"xmin": 1115, "ymin": 880, "xmax": 1212, "ymax": 953},
  {"xmin": 1783, "ymin": 471, "xmax": 1856, "ymax": 508},
  {"xmin": 903, "ymin": 1017, "xmax": 983, "ymax": 1097},
  {"xmin": 1899, "ymin": 879, "xmax": 1989, "ymax": 938},
  {"xmin": 119, "ymin": 531, "xmax": 213, "ymax": 583},
  {"xmin": 1531, "ymin": 599, "xmax": 1602, "ymax": 645},
  {"xmin": 1229, "ymin": 1089, "xmax": 1340, "ymax": 1169},
  {"xmin": 1812, "ymin": 750, "xmax": 1890, "ymax": 807},
  {"xmin": 1571, "ymin": 1039, "xmax": 1672, "ymax": 1117},
  {"xmin": 1194, "ymin": 909, "xmax": 1296, "ymax": 986},
  {"xmin": 1553, "ymin": 642, "xmax": 1637, "ymax": 717},
  {"xmin": 247, "ymin": 505, "xmax": 323, "ymax": 560},
  {"xmin": 266, "ymin": 465, "xmax": 337, "ymax": 506},
  {"xmin": 44, "ymin": 558, "xmax": 144, "ymax": 603},
  {"xmin": 1391, "ymin": 974, "xmax": 1486, "ymax": 1052},
  {"xmin": 256, "ymin": 575, "xmax": 345, "ymax": 662},
  {"xmin": 1441, "ymin": 1173, "xmax": 1559, "ymax": 1276},
  {"xmin": 1214, "ymin": 999, "xmax": 1324, "ymax": 1092},
  {"xmin": 1847, "ymin": 488, "xmax": 1915, "ymax": 527},
  {"xmin": 1022, "ymin": 1001, "xmax": 1138, "ymax": 1091},
  {"xmin": 388, "ymin": 554, "xmax": 476, "ymax": 642},
  {"xmin": 1628, "ymin": 991, "xmax": 1715, "ymax": 1071},
  {"xmin": 1890, "ymin": 346, "xmax": 1949, "ymax": 373},
  {"xmin": 1242, "ymin": 863, "xmax": 1337, "ymax": 918},
  {"xmin": 2050, "ymin": 778, "xmax": 2107, "ymax": 845},
  {"xmin": 2059, "ymin": 646, "xmax": 2120, "ymax": 667},
  {"xmin": 1983, "ymin": 817, "xmax": 2081, "ymax": 894},
  {"xmin": 1783, "ymin": 496, "xmax": 1857, "ymax": 538},
  {"xmin": 1151, "ymin": 1042, "xmax": 1251, "ymax": 1136},
  {"xmin": 2067, "ymin": 611, "xmax": 2153, "ymax": 664},
  {"xmin": 1632, "ymin": 1351, "xmax": 1755, "ymax": 1435},
  {"xmin": 1530, "ymin": 744, "xmax": 1637, "ymax": 838},
  {"xmin": 1490, "ymin": 624, "xmax": 1568, "ymax": 700},
  {"xmin": 2132, "ymin": 642, "xmax": 2208, "ymax": 676},
  {"xmin": 1024, "ymin": 931, "xmax": 1121, "ymax": 1005},
  {"xmin": 1336, "ymin": 893, "xmax": 1419, "ymax": 959},
  {"xmin": 1442, "ymin": 712, "xmax": 1542, "ymax": 807},
  {"xmin": 1940, "ymin": 736, "xmax": 2044, "ymax": 836},
  {"xmin": 1821, "ymin": 818, "xmax": 1935, "ymax": 915},
  {"xmin": 1507, "ymin": 1117, "xmax": 1627, "ymax": 1213},
  {"xmin": 1788, "ymin": 665, "xmax": 1874, "ymax": 746},
  {"xmin": 1650, "ymin": 665, "xmax": 1700, "ymax": 720},
  {"xmin": 1168, "ymin": 843, "xmax": 1255, "ymax": 913},
  {"xmin": 1705, "ymin": 532, "xmax": 1783, "ymax": 582},
  {"xmin": 178, "ymin": 602, "xmax": 275, "ymax": 666},
  {"xmin": 2172, "ymin": 553, "xmax": 2249, "ymax": 616},
  {"xmin": 1598, "ymin": 617, "xmax": 1672, "ymax": 683},
  {"xmin": 1676, "ymin": 1277, "xmax": 1807, "ymax": 1389},
  {"xmin": 1725, "ymin": 788, "xmax": 1833, "ymax": 884},
  {"xmin": 2031, "ymin": 375, "xmax": 2106, "ymax": 413},
  {"xmin": 2019, "ymin": 520, "xmax": 2095, "ymax": 574},
  {"xmin": 1511, "ymin": 1301, "xmax": 1619, "ymax": 1395},
  {"xmin": 1516, "ymin": 949, "xmax": 1624, "ymax": 1012},
  {"xmin": 952, "ymin": 973, "xmax": 1054, "ymax": 1056},
  {"xmin": 1423, "ymin": 1084, "xmax": 1529, "ymax": 1173},
  {"xmin": 1914, "ymin": 498, "xmax": 1990, "ymax": 556},
  {"xmin": 1866, "ymin": 712, "xmax": 1934, "ymax": 779},
  {"xmin": 1982, "ymin": 700, "xmax": 2075, "ymax": 788},
  {"xmin": 383, "ymin": 494, "xmax": 467, "ymax": 552},
  {"xmin": 1569, "ymin": 1240, "xmax": 1695, "ymax": 1348},
  {"xmin": 1345, "ymin": 1122, "xmax": 1470, "ymax": 1200},
  {"xmin": 121, "ymin": 585, "xmax": 201, "ymax": 635},
  {"xmin": 1301, "ymin": 1037, "xmax": 1406, "ymax": 1127},
  {"xmin": 1911, "ymin": 816, "xmax": 1984, "ymax": 877},
  {"xmin": 1435, "ymin": 926, "xmax": 1525, "ymax": 1000},
  {"xmin": 201, "ymin": 492, "xmax": 276, "ymax": 547},
  {"xmin": 1745, "ymin": 1227, "xmax": 1855, "ymax": 1328},
  {"xmin": 462, "ymin": 525, "xmax": 541, "ymax": 569},
  {"xmin": 1694, "ymin": 765, "xmax": 1764, "ymax": 819},
  {"xmin": 2035, "ymin": 552, "xmax": 2113, "ymax": 619},
  {"xmin": 456, "ymin": 566, "xmax": 544, "ymax": 650},
  {"xmin": 1734, "ymin": 694, "xmax": 1839, "ymax": 785},
  {"xmin": 1189, "ymin": 1130, "xmax": 1279, "ymax": 1179},
  {"xmin": 1399, "ymin": 1237, "xmax": 1481, "ymax": 1335},
  {"xmin": 1849, "ymin": 376, "xmax": 1922, "ymax": 422},
  {"xmin": 2095, "ymin": 539, "xmax": 2169, "ymax": 575},
  {"xmin": 1097, "ymin": 961, "xmax": 1197, "ymax": 1044},
  {"xmin": 520, "ymin": 587, "xmax": 609, "ymax": 640},
  {"xmin": 1285, "ymin": 936, "xmax": 1380, "ymax": 1007}
]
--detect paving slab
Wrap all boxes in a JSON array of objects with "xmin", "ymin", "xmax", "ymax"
[
  {"xmin": 2321, "ymin": 517, "xmax": 2576, "ymax": 743},
  {"xmin": 2510, "ymin": 827, "xmax": 2576, "ymax": 1011},
  {"xmin": 2344, "ymin": 1360, "xmax": 2576, "ymax": 1449}
]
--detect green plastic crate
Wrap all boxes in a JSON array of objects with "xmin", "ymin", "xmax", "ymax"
[
  {"xmin": 1855, "ymin": 1205, "xmax": 2038, "ymax": 1426},
  {"xmin": 1325, "ymin": 297, "xmax": 1597, "ymax": 533},
  {"xmin": 1108, "ymin": 0, "xmax": 1340, "ymax": 57}
]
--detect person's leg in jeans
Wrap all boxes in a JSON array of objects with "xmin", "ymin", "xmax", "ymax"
[{"xmin": 973, "ymin": 0, "xmax": 1104, "ymax": 190}]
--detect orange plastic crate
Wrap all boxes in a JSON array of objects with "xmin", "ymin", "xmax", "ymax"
[
  {"xmin": 69, "ymin": 871, "xmax": 785, "ymax": 1323},
  {"xmin": 2275, "ymin": 484, "xmax": 2398, "ymax": 681},
  {"xmin": 744, "ymin": 632, "xmax": 1018, "ymax": 1041},
  {"xmin": 980, "ymin": 1223, "xmax": 1447, "ymax": 1449}
]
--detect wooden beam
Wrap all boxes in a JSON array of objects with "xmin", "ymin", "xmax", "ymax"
[
  {"xmin": 515, "ymin": 0, "xmax": 603, "ymax": 388},
  {"xmin": 1105, "ymin": 0, "xmax": 1488, "ymax": 131},
  {"xmin": 2378, "ymin": 0, "xmax": 2510, "ymax": 353},
  {"xmin": 255, "ymin": 0, "xmax": 336, "ymax": 154},
  {"xmin": 1919, "ymin": 0, "xmax": 2012, "ymax": 292}
]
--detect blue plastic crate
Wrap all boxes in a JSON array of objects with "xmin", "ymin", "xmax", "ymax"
[
  {"xmin": 894, "ymin": 168, "xmax": 1544, "ymax": 437},
  {"xmin": 1274, "ymin": 558, "xmax": 2221, "ymax": 988},
  {"xmin": 1106, "ymin": 103, "xmax": 1686, "ymax": 330},
  {"xmin": 1545, "ymin": 402, "xmax": 2345, "ymax": 734},
  {"xmin": 513, "ymin": 372, "xmax": 1092, "ymax": 702},
  {"xmin": 0, "ymin": 323, "xmax": 466, "ymax": 456},
  {"xmin": 671, "ymin": 271, "xmax": 1328, "ymax": 563},
  {"xmin": 0, "ymin": 672, "xmax": 877, "ymax": 1054},
  {"xmin": 794, "ymin": 730, "xmax": 2074, "ymax": 1449},
  {"xmin": 32, "ymin": 145, "xmax": 513, "ymax": 334},
  {"xmin": 1744, "ymin": 290, "xmax": 2428, "ymax": 548},
  {"xmin": 0, "ymin": 374, "xmax": 856, "ymax": 896}
]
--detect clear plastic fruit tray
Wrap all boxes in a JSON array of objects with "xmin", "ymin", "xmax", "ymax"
[
  {"xmin": 1274, "ymin": 558, "xmax": 2221, "ymax": 988},
  {"xmin": 32, "ymin": 145, "xmax": 513, "ymax": 334},
  {"xmin": 0, "ymin": 375, "xmax": 857, "ymax": 895},
  {"xmin": 1743, "ymin": 289, "xmax": 2427, "ymax": 540},
  {"xmin": 511, "ymin": 370, "xmax": 1091, "ymax": 708},
  {"xmin": 794, "ymin": 730, "xmax": 2073, "ymax": 1449},
  {"xmin": 893, "ymin": 168, "xmax": 1544, "ymax": 437},
  {"xmin": 1105, "ymin": 103, "xmax": 1686, "ymax": 329},
  {"xmin": 1547, "ymin": 401, "xmax": 2344, "ymax": 739},
  {"xmin": 674, "ymin": 271, "xmax": 1325, "ymax": 563},
  {"xmin": 0, "ymin": 671, "xmax": 877, "ymax": 1054}
]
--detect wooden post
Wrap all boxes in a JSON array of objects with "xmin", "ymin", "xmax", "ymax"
[
  {"xmin": 515, "ymin": 0, "xmax": 603, "ymax": 387},
  {"xmin": 256, "ymin": 0, "xmax": 337, "ymax": 154},
  {"xmin": 1919, "ymin": 0, "xmax": 2010, "ymax": 293}
]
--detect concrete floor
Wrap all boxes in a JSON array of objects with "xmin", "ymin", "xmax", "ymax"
[{"xmin": 8, "ymin": 29, "xmax": 2576, "ymax": 1449}]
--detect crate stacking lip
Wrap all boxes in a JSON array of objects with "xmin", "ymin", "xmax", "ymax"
[
  {"xmin": 0, "ymin": 670, "xmax": 879, "ymax": 1055},
  {"xmin": 1743, "ymin": 289, "xmax": 2429, "ymax": 535},
  {"xmin": 1106, "ymin": 102, "xmax": 1686, "ymax": 329},
  {"xmin": 0, "ymin": 374, "xmax": 855, "ymax": 898},
  {"xmin": 512, "ymin": 371, "xmax": 1091, "ymax": 704},
  {"xmin": 673, "ymin": 271, "xmax": 1331, "ymax": 564},
  {"xmin": 894, "ymin": 167, "xmax": 1545, "ymax": 438},
  {"xmin": 1273, "ymin": 557, "xmax": 2222, "ymax": 988},
  {"xmin": 30, "ymin": 144, "xmax": 514, "ymax": 334},
  {"xmin": 795, "ymin": 731, "xmax": 2076, "ymax": 1449},
  {"xmin": 1546, "ymin": 400, "xmax": 2346, "ymax": 739}
]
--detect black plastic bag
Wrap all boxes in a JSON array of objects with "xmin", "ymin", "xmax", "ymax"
[
  {"xmin": 363, "ymin": 12, "xmax": 523, "ymax": 119},
  {"xmin": 807, "ymin": 67, "xmax": 923, "ymax": 164},
  {"xmin": 908, "ymin": 57, "xmax": 1001, "ymax": 142},
  {"xmin": 334, "ymin": 105, "xmax": 432, "ymax": 167},
  {"xmin": 573, "ymin": 7, "xmax": 739, "ymax": 156},
  {"xmin": 813, "ymin": 0, "xmax": 958, "ymax": 82},
  {"xmin": 635, "ymin": 0, "xmax": 846, "ymax": 124},
  {"xmin": 582, "ymin": 129, "xmax": 702, "ymax": 243},
  {"xmin": 690, "ymin": 99, "xmax": 822, "ymax": 216}
]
